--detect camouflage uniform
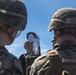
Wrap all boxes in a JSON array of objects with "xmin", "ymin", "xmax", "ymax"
[
  {"xmin": 0, "ymin": 0, "xmax": 27, "ymax": 75},
  {"xmin": 0, "ymin": 47, "xmax": 23, "ymax": 75},
  {"xmin": 19, "ymin": 32, "xmax": 41, "ymax": 75},
  {"xmin": 30, "ymin": 8, "xmax": 76, "ymax": 75},
  {"xmin": 19, "ymin": 51, "xmax": 38, "ymax": 75}
]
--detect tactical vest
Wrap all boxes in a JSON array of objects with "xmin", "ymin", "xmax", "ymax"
[{"xmin": 47, "ymin": 49, "xmax": 76, "ymax": 75}]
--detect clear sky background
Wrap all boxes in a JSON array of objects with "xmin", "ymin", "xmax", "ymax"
[{"xmin": 6, "ymin": 0, "xmax": 76, "ymax": 58}]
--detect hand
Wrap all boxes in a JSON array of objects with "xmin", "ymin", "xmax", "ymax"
[{"xmin": 24, "ymin": 40, "xmax": 33, "ymax": 51}]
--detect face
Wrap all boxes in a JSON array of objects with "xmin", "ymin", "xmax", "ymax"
[
  {"xmin": 54, "ymin": 28, "xmax": 76, "ymax": 45},
  {"xmin": 57, "ymin": 34, "xmax": 76, "ymax": 45},
  {"xmin": 0, "ymin": 25, "xmax": 19, "ymax": 45},
  {"xmin": 6, "ymin": 27, "xmax": 19, "ymax": 45}
]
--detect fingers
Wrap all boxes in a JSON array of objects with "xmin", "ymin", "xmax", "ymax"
[{"xmin": 24, "ymin": 40, "xmax": 33, "ymax": 51}]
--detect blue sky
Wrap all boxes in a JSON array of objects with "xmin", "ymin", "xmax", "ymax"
[{"xmin": 6, "ymin": 0, "xmax": 76, "ymax": 58}]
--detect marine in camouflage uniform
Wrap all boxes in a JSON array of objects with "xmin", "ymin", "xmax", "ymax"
[
  {"xmin": 0, "ymin": 0, "xmax": 27, "ymax": 75},
  {"xmin": 19, "ymin": 32, "xmax": 41, "ymax": 75},
  {"xmin": 30, "ymin": 8, "xmax": 76, "ymax": 75}
]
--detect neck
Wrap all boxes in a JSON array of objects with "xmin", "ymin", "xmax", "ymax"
[{"xmin": 57, "ymin": 34, "xmax": 76, "ymax": 45}]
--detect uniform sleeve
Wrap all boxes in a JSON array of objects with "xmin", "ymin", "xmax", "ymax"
[
  {"xmin": 19, "ymin": 54, "xmax": 26, "ymax": 75},
  {"xmin": 7, "ymin": 52, "xmax": 24, "ymax": 75},
  {"xmin": 29, "ymin": 54, "xmax": 51, "ymax": 75},
  {"xmin": 14, "ymin": 56, "xmax": 24, "ymax": 75},
  {"xmin": 30, "ymin": 59, "xmax": 37, "ymax": 75}
]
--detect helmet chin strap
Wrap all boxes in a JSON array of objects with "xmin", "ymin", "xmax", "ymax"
[{"xmin": 6, "ymin": 31, "xmax": 14, "ymax": 45}]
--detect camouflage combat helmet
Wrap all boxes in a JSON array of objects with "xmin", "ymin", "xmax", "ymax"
[
  {"xmin": 48, "ymin": 8, "xmax": 76, "ymax": 31},
  {"xmin": 0, "ymin": 0, "xmax": 27, "ymax": 31}
]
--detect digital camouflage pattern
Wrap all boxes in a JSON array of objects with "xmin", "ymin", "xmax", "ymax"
[
  {"xmin": 0, "ymin": 0, "xmax": 27, "ymax": 31},
  {"xmin": 48, "ymin": 8, "xmax": 76, "ymax": 31},
  {"xmin": 0, "ymin": 47, "xmax": 23, "ymax": 75},
  {"xmin": 19, "ymin": 32, "xmax": 41, "ymax": 75},
  {"xmin": 30, "ymin": 8, "xmax": 76, "ymax": 75},
  {"xmin": 30, "ymin": 45, "xmax": 76, "ymax": 75},
  {"xmin": 0, "ymin": 0, "xmax": 27, "ymax": 75}
]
